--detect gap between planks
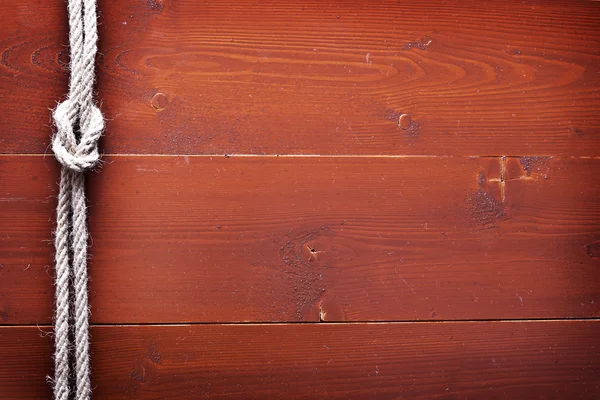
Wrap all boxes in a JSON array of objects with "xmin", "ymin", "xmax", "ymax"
[
  {"xmin": 5, "ymin": 317, "xmax": 600, "ymax": 329},
  {"xmin": 1, "ymin": 154, "xmax": 600, "ymax": 159}
]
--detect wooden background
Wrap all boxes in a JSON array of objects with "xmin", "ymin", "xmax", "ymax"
[{"xmin": 1, "ymin": 0, "xmax": 599, "ymax": 398}]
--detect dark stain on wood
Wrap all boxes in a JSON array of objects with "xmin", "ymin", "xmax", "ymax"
[
  {"xmin": 477, "ymin": 171, "xmax": 487, "ymax": 188},
  {"xmin": 520, "ymin": 156, "xmax": 550, "ymax": 176},
  {"xmin": 403, "ymin": 120, "xmax": 421, "ymax": 139},
  {"xmin": 0, "ymin": 308, "xmax": 9, "ymax": 322},
  {"xmin": 145, "ymin": 0, "xmax": 163, "ymax": 13},
  {"xmin": 130, "ymin": 368, "xmax": 146, "ymax": 383},
  {"xmin": 467, "ymin": 188, "xmax": 506, "ymax": 228},
  {"xmin": 585, "ymin": 242, "xmax": 600, "ymax": 259},
  {"xmin": 146, "ymin": 340, "xmax": 162, "ymax": 365},
  {"xmin": 279, "ymin": 226, "xmax": 331, "ymax": 321}
]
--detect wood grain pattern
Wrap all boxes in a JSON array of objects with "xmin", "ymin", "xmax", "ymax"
[
  {"xmin": 1, "ymin": 0, "xmax": 599, "ymax": 155},
  {"xmin": 2, "ymin": 1, "xmax": 599, "ymax": 397},
  {"xmin": 1, "ymin": 155, "xmax": 598, "ymax": 324},
  {"xmin": 1, "ymin": 321, "xmax": 599, "ymax": 399}
]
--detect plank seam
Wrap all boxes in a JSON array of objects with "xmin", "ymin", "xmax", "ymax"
[
  {"xmin": 3, "ymin": 317, "xmax": 600, "ymax": 328},
  {"xmin": 1, "ymin": 154, "xmax": 600, "ymax": 159}
]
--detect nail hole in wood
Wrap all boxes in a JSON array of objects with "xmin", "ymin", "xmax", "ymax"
[
  {"xmin": 398, "ymin": 114, "xmax": 412, "ymax": 130},
  {"xmin": 151, "ymin": 93, "xmax": 168, "ymax": 110}
]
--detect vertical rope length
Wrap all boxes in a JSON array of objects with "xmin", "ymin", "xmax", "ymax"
[
  {"xmin": 53, "ymin": 169, "xmax": 72, "ymax": 400},
  {"xmin": 52, "ymin": 0, "xmax": 103, "ymax": 399}
]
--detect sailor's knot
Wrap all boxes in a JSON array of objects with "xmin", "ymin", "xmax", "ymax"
[{"xmin": 52, "ymin": 99, "xmax": 104, "ymax": 172}]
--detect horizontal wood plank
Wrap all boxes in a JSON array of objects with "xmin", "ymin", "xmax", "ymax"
[
  {"xmin": 1, "ymin": 0, "xmax": 599, "ymax": 155},
  {"xmin": 1, "ymin": 155, "xmax": 598, "ymax": 324},
  {"xmin": 1, "ymin": 321, "xmax": 599, "ymax": 399}
]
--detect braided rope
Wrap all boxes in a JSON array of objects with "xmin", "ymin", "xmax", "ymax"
[{"xmin": 52, "ymin": 0, "xmax": 103, "ymax": 399}]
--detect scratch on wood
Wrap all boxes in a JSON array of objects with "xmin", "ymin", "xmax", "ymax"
[
  {"xmin": 319, "ymin": 304, "xmax": 326, "ymax": 322},
  {"xmin": 404, "ymin": 37, "xmax": 433, "ymax": 50},
  {"xmin": 398, "ymin": 272, "xmax": 416, "ymax": 294},
  {"xmin": 500, "ymin": 156, "xmax": 506, "ymax": 202}
]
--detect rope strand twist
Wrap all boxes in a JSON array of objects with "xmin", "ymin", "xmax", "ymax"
[{"xmin": 52, "ymin": 0, "xmax": 103, "ymax": 399}]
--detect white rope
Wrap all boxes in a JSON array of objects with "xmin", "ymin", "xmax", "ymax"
[{"xmin": 52, "ymin": 0, "xmax": 103, "ymax": 399}]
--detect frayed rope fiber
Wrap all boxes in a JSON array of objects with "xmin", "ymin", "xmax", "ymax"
[{"xmin": 51, "ymin": 0, "xmax": 103, "ymax": 399}]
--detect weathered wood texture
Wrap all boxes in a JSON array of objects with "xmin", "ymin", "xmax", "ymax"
[
  {"xmin": 1, "ymin": 155, "xmax": 598, "ymax": 324},
  {"xmin": 2, "ymin": 1, "xmax": 599, "ymax": 396},
  {"xmin": 1, "ymin": 321, "xmax": 599, "ymax": 399},
  {"xmin": 1, "ymin": 0, "xmax": 599, "ymax": 155}
]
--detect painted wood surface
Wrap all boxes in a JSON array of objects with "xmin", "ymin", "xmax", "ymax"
[
  {"xmin": 1, "ymin": 155, "xmax": 598, "ymax": 324},
  {"xmin": 1, "ymin": 1, "xmax": 599, "ymax": 398},
  {"xmin": 1, "ymin": 0, "xmax": 599, "ymax": 155},
  {"xmin": 1, "ymin": 321, "xmax": 599, "ymax": 399}
]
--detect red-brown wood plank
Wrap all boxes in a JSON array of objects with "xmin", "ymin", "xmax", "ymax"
[
  {"xmin": 1, "ymin": 321, "xmax": 599, "ymax": 399},
  {"xmin": 1, "ymin": 0, "xmax": 599, "ymax": 155},
  {"xmin": 1, "ymin": 155, "xmax": 598, "ymax": 324}
]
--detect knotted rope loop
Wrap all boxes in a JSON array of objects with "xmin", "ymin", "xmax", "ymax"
[
  {"xmin": 52, "ymin": 0, "xmax": 102, "ymax": 399},
  {"xmin": 52, "ymin": 99, "xmax": 104, "ymax": 173}
]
